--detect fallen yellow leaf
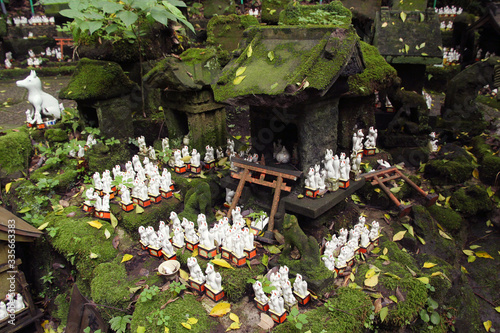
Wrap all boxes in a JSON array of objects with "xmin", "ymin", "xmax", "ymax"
[
  {"xmin": 423, "ymin": 262, "xmax": 437, "ymax": 269},
  {"xmin": 483, "ymin": 320, "xmax": 492, "ymax": 332},
  {"xmin": 233, "ymin": 76, "xmax": 246, "ymax": 85},
  {"xmin": 438, "ymin": 230, "xmax": 452, "ymax": 240},
  {"xmin": 87, "ymin": 220, "xmax": 103, "ymax": 229},
  {"xmin": 226, "ymin": 322, "xmax": 241, "ymax": 331},
  {"xmin": 461, "ymin": 266, "xmax": 469, "ymax": 274},
  {"xmin": 38, "ymin": 222, "xmax": 49, "ymax": 230},
  {"xmin": 187, "ymin": 317, "xmax": 198, "ymax": 325},
  {"xmin": 416, "ymin": 277, "xmax": 429, "ymax": 284},
  {"xmin": 229, "ymin": 313, "xmax": 240, "ymax": 323},
  {"xmin": 121, "ymin": 254, "xmax": 133, "ymax": 263},
  {"xmin": 393, "ymin": 230, "xmax": 406, "ymax": 241},
  {"xmin": 5, "ymin": 182, "xmax": 12, "ymax": 193},
  {"xmin": 210, "ymin": 302, "xmax": 231, "ymax": 317},
  {"xmin": 236, "ymin": 67, "xmax": 247, "ymax": 76},
  {"xmin": 211, "ymin": 258, "xmax": 235, "ymax": 270},
  {"xmin": 431, "ymin": 271, "xmax": 443, "ymax": 277},
  {"xmin": 181, "ymin": 322, "xmax": 191, "ymax": 329},
  {"xmin": 475, "ymin": 251, "xmax": 494, "ymax": 259},
  {"xmin": 179, "ymin": 269, "xmax": 189, "ymax": 281},
  {"xmin": 365, "ymin": 268, "xmax": 376, "ymax": 279},
  {"xmin": 472, "ymin": 168, "xmax": 479, "ymax": 179},
  {"xmin": 364, "ymin": 274, "xmax": 379, "ymax": 287},
  {"xmin": 192, "ymin": 247, "xmax": 198, "ymax": 257},
  {"xmin": 104, "ymin": 229, "xmax": 111, "ymax": 239}
]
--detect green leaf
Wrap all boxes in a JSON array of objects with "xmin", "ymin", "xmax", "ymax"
[
  {"xmin": 468, "ymin": 255, "xmax": 476, "ymax": 263},
  {"xmin": 438, "ymin": 230, "xmax": 452, "ymax": 240},
  {"xmin": 420, "ymin": 309, "xmax": 430, "ymax": 322},
  {"xmin": 402, "ymin": 223, "xmax": 414, "ymax": 236},
  {"xmin": 261, "ymin": 254, "xmax": 269, "ymax": 267},
  {"xmin": 469, "ymin": 245, "xmax": 481, "ymax": 250},
  {"xmin": 268, "ymin": 51, "xmax": 274, "ymax": 61},
  {"xmin": 379, "ymin": 307, "xmax": 388, "ymax": 322},
  {"xmin": 270, "ymin": 82, "xmax": 278, "ymax": 90},
  {"xmin": 393, "ymin": 230, "xmax": 406, "ymax": 241},
  {"xmin": 247, "ymin": 45, "xmax": 253, "ymax": 58},
  {"xmin": 420, "ymin": 13, "xmax": 425, "ymax": 22},
  {"xmin": 150, "ymin": 6, "xmax": 171, "ymax": 26},
  {"xmin": 102, "ymin": 2, "xmax": 124, "ymax": 13},
  {"xmin": 430, "ymin": 311, "xmax": 440, "ymax": 325},
  {"xmin": 110, "ymin": 213, "xmax": 118, "ymax": 228},
  {"xmin": 265, "ymin": 245, "xmax": 281, "ymax": 254},
  {"xmin": 233, "ymin": 76, "xmax": 246, "ymax": 85},
  {"xmin": 400, "ymin": 11, "xmax": 407, "ymax": 22},
  {"xmin": 416, "ymin": 235, "xmax": 426, "ymax": 244},
  {"xmin": 416, "ymin": 277, "xmax": 429, "ymax": 284},
  {"xmin": 428, "ymin": 298, "xmax": 439, "ymax": 310},
  {"xmin": 17, "ymin": 207, "xmax": 31, "ymax": 214},
  {"xmin": 390, "ymin": 187, "xmax": 401, "ymax": 194},
  {"xmin": 389, "ymin": 295, "xmax": 398, "ymax": 303},
  {"xmin": 463, "ymin": 249, "xmax": 474, "ymax": 256},
  {"xmin": 117, "ymin": 11, "xmax": 138, "ymax": 27}
]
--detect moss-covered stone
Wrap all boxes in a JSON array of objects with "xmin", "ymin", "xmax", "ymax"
[
  {"xmin": 279, "ymin": 214, "xmax": 334, "ymax": 292},
  {"xmin": 471, "ymin": 136, "xmax": 500, "ymax": 185},
  {"xmin": 278, "ymin": 2, "xmax": 352, "ymax": 27},
  {"xmin": 426, "ymin": 204, "xmax": 463, "ymax": 232},
  {"xmin": 130, "ymin": 290, "xmax": 217, "ymax": 332},
  {"xmin": 449, "ymin": 185, "xmax": 493, "ymax": 216},
  {"xmin": 0, "ymin": 129, "xmax": 32, "ymax": 183},
  {"xmin": 86, "ymin": 142, "xmax": 131, "ymax": 175},
  {"xmin": 347, "ymin": 41, "xmax": 397, "ymax": 96},
  {"xmin": 261, "ymin": 0, "xmax": 289, "ymax": 24},
  {"xmin": 180, "ymin": 181, "xmax": 212, "ymax": 222},
  {"xmin": 44, "ymin": 128, "xmax": 68, "ymax": 143},
  {"xmin": 274, "ymin": 287, "xmax": 371, "ymax": 333},
  {"xmin": 424, "ymin": 156, "xmax": 474, "ymax": 185},
  {"xmin": 59, "ymin": 58, "xmax": 138, "ymax": 101},
  {"xmin": 207, "ymin": 14, "xmax": 260, "ymax": 52},
  {"xmin": 94, "ymin": 96, "xmax": 135, "ymax": 140},
  {"xmin": 424, "ymin": 63, "xmax": 461, "ymax": 93},
  {"xmin": 203, "ymin": 0, "xmax": 236, "ymax": 18},
  {"xmin": 47, "ymin": 206, "xmax": 118, "ymax": 290},
  {"xmin": 53, "ymin": 292, "xmax": 71, "ymax": 326}
]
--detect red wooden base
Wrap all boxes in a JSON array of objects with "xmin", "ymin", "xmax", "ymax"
[
  {"xmin": 149, "ymin": 194, "xmax": 162, "ymax": 204},
  {"xmin": 224, "ymin": 202, "xmax": 231, "ymax": 208},
  {"xmin": 162, "ymin": 251, "xmax": 176, "ymax": 261},
  {"xmin": 205, "ymin": 286, "xmax": 224, "ymax": 302},
  {"xmin": 294, "ymin": 292, "xmax": 311, "ymax": 306},
  {"xmin": 244, "ymin": 248, "xmax": 257, "ymax": 260},
  {"xmin": 185, "ymin": 240, "xmax": 199, "ymax": 252},
  {"xmin": 254, "ymin": 298, "xmax": 269, "ymax": 312},
  {"xmin": 250, "ymin": 227, "xmax": 262, "ymax": 236},
  {"xmin": 95, "ymin": 210, "xmax": 110, "ymax": 220},
  {"xmin": 205, "ymin": 160, "xmax": 216, "ymax": 170},
  {"xmin": 221, "ymin": 247, "xmax": 232, "ymax": 260},
  {"xmin": 27, "ymin": 123, "xmax": 34, "ymax": 128},
  {"xmin": 198, "ymin": 245, "xmax": 217, "ymax": 260},
  {"xmin": 140, "ymin": 241, "xmax": 148, "ymax": 251},
  {"xmin": 364, "ymin": 148, "xmax": 376, "ymax": 156},
  {"xmin": 82, "ymin": 204, "xmax": 94, "ymax": 213},
  {"xmin": 339, "ymin": 179, "xmax": 350, "ymax": 189},
  {"xmin": 188, "ymin": 277, "xmax": 205, "ymax": 292},
  {"xmin": 269, "ymin": 310, "xmax": 287, "ymax": 324},
  {"xmin": 170, "ymin": 184, "xmax": 175, "ymax": 191},
  {"xmin": 305, "ymin": 187, "xmax": 319, "ymax": 198},
  {"xmin": 186, "ymin": 163, "xmax": 191, "ymax": 171},
  {"xmin": 160, "ymin": 189, "xmax": 172, "ymax": 199},
  {"xmin": 120, "ymin": 202, "xmax": 134, "ymax": 212},
  {"xmin": 231, "ymin": 254, "xmax": 247, "ymax": 267},
  {"xmin": 336, "ymin": 265, "xmax": 347, "ymax": 275},
  {"xmin": 191, "ymin": 165, "xmax": 202, "ymax": 174},
  {"xmin": 133, "ymin": 197, "xmax": 151, "ymax": 207},
  {"xmin": 359, "ymin": 247, "xmax": 368, "ymax": 254},
  {"xmin": 175, "ymin": 165, "xmax": 187, "ymax": 174},
  {"xmin": 148, "ymin": 246, "xmax": 162, "ymax": 257},
  {"xmin": 102, "ymin": 191, "xmax": 114, "ymax": 200},
  {"xmin": 36, "ymin": 123, "xmax": 46, "ymax": 129}
]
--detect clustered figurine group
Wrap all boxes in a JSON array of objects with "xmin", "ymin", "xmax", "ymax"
[
  {"xmin": 6, "ymin": 15, "xmax": 56, "ymax": 26},
  {"xmin": 83, "ymin": 136, "xmax": 176, "ymax": 218},
  {"xmin": 322, "ymin": 215, "xmax": 381, "ymax": 274},
  {"xmin": 252, "ymin": 266, "xmax": 310, "ymax": 323},
  {"xmin": 0, "ymin": 293, "xmax": 26, "ymax": 321},
  {"xmin": 136, "ymin": 207, "xmax": 267, "ymax": 302},
  {"xmin": 303, "ymin": 127, "xmax": 378, "ymax": 197}
]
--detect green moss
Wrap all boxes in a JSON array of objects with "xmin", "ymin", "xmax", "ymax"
[
  {"xmin": 179, "ymin": 48, "xmax": 217, "ymax": 65},
  {"xmin": 207, "ymin": 14, "xmax": 260, "ymax": 49},
  {"xmin": 53, "ymin": 292, "xmax": 71, "ymax": 326},
  {"xmin": 203, "ymin": 0, "xmax": 236, "ymax": 18},
  {"xmin": 44, "ymin": 128, "xmax": 68, "ymax": 143},
  {"xmin": 59, "ymin": 58, "xmax": 138, "ymax": 100},
  {"xmin": 261, "ymin": 0, "xmax": 289, "ymax": 24},
  {"xmin": 219, "ymin": 265, "xmax": 265, "ymax": 302},
  {"xmin": 0, "ymin": 129, "xmax": 32, "ymax": 181},
  {"xmin": 86, "ymin": 142, "xmax": 131, "ymax": 175},
  {"xmin": 383, "ymin": 240, "xmax": 419, "ymax": 273},
  {"xmin": 348, "ymin": 42, "xmax": 397, "ymax": 96},
  {"xmin": 179, "ymin": 181, "xmax": 212, "ymax": 222},
  {"xmin": 91, "ymin": 261, "xmax": 130, "ymax": 307},
  {"xmin": 424, "ymin": 156, "xmax": 474, "ymax": 185},
  {"xmin": 425, "ymin": 63, "xmax": 461, "ymax": 92},
  {"xmin": 471, "ymin": 136, "xmax": 500, "ymax": 184},
  {"xmin": 130, "ymin": 290, "xmax": 217, "ymax": 332},
  {"xmin": 274, "ymin": 287, "xmax": 371, "ymax": 333},
  {"xmin": 48, "ymin": 206, "xmax": 118, "ymax": 290},
  {"xmin": 278, "ymin": 2, "xmax": 352, "ymax": 27},
  {"xmin": 449, "ymin": 185, "xmax": 493, "ymax": 216},
  {"xmin": 426, "ymin": 205, "xmax": 463, "ymax": 232},
  {"xmin": 386, "ymin": 278, "xmax": 427, "ymax": 327}
]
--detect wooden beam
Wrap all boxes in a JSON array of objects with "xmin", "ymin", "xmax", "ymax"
[
  {"xmin": 227, "ymin": 168, "xmax": 250, "ymax": 218},
  {"xmin": 231, "ymin": 172, "xmax": 292, "ymax": 192},
  {"xmin": 268, "ymin": 175, "xmax": 283, "ymax": 232},
  {"xmin": 231, "ymin": 157, "xmax": 302, "ymax": 180}
]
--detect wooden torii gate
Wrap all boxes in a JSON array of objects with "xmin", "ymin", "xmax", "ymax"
[{"xmin": 227, "ymin": 157, "xmax": 302, "ymax": 231}]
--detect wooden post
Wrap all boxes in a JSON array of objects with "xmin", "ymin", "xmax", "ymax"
[
  {"xmin": 268, "ymin": 176, "xmax": 283, "ymax": 232},
  {"xmin": 227, "ymin": 168, "xmax": 250, "ymax": 218}
]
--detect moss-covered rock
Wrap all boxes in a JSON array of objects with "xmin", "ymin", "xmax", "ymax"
[
  {"xmin": 47, "ymin": 206, "xmax": 118, "ymax": 290},
  {"xmin": 53, "ymin": 292, "xmax": 71, "ymax": 326},
  {"xmin": 86, "ymin": 142, "xmax": 131, "ymax": 175},
  {"xmin": 471, "ymin": 136, "xmax": 500, "ymax": 185},
  {"xmin": 279, "ymin": 214, "xmax": 334, "ymax": 292},
  {"xmin": 130, "ymin": 290, "xmax": 218, "ymax": 332},
  {"xmin": 0, "ymin": 129, "xmax": 32, "ymax": 183},
  {"xmin": 261, "ymin": 0, "xmax": 289, "ymax": 24},
  {"xmin": 44, "ymin": 128, "xmax": 68, "ymax": 143},
  {"xmin": 278, "ymin": 2, "xmax": 352, "ymax": 27},
  {"xmin": 59, "ymin": 58, "xmax": 138, "ymax": 101},
  {"xmin": 179, "ymin": 181, "xmax": 213, "ymax": 222},
  {"xmin": 426, "ymin": 205, "xmax": 463, "ymax": 232},
  {"xmin": 207, "ymin": 14, "xmax": 260, "ymax": 52},
  {"xmin": 274, "ymin": 287, "xmax": 371, "ymax": 333},
  {"xmin": 203, "ymin": 0, "xmax": 236, "ymax": 18},
  {"xmin": 424, "ymin": 154, "xmax": 474, "ymax": 185},
  {"xmin": 449, "ymin": 185, "xmax": 493, "ymax": 216}
]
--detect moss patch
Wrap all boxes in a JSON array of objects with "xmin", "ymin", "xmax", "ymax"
[
  {"xmin": 424, "ymin": 156, "xmax": 474, "ymax": 185},
  {"xmin": 53, "ymin": 292, "xmax": 71, "ymax": 326},
  {"xmin": 48, "ymin": 206, "xmax": 118, "ymax": 290},
  {"xmin": 59, "ymin": 58, "xmax": 138, "ymax": 101},
  {"xmin": 0, "ymin": 129, "xmax": 32, "ymax": 182},
  {"xmin": 207, "ymin": 14, "xmax": 260, "ymax": 52},
  {"xmin": 44, "ymin": 128, "xmax": 69, "ymax": 143},
  {"xmin": 471, "ymin": 135, "xmax": 500, "ymax": 185},
  {"xmin": 86, "ymin": 142, "xmax": 131, "ymax": 175},
  {"xmin": 274, "ymin": 287, "xmax": 371, "ymax": 333},
  {"xmin": 347, "ymin": 41, "xmax": 397, "ymax": 96},
  {"xmin": 449, "ymin": 185, "xmax": 493, "ymax": 216},
  {"xmin": 426, "ymin": 205, "xmax": 463, "ymax": 232},
  {"xmin": 130, "ymin": 290, "xmax": 217, "ymax": 332},
  {"xmin": 278, "ymin": 2, "xmax": 352, "ymax": 27}
]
